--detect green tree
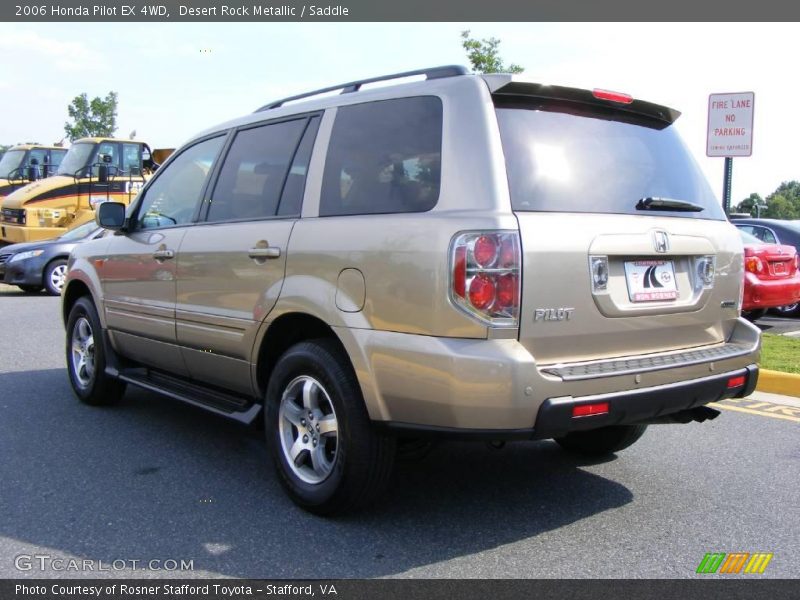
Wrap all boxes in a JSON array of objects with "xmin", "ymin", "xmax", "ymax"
[
  {"xmin": 64, "ymin": 91, "xmax": 118, "ymax": 141},
  {"xmin": 735, "ymin": 192, "xmax": 764, "ymax": 216},
  {"xmin": 763, "ymin": 181, "xmax": 800, "ymax": 220},
  {"xmin": 461, "ymin": 30, "xmax": 524, "ymax": 74}
]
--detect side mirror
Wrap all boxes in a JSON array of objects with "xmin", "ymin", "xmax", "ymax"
[{"xmin": 95, "ymin": 202, "xmax": 127, "ymax": 230}]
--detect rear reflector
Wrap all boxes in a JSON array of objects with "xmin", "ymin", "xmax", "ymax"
[
  {"xmin": 572, "ymin": 402, "xmax": 610, "ymax": 418},
  {"xmin": 592, "ymin": 88, "xmax": 634, "ymax": 104},
  {"xmin": 727, "ymin": 375, "xmax": 746, "ymax": 389}
]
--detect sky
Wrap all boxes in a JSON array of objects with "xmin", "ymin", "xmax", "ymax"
[{"xmin": 0, "ymin": 22, "xmax": 795, "ymax": 205}]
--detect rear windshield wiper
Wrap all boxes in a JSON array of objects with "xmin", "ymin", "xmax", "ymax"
[{"xmin": 636, "ymin": 197, "xmax": 705, "ymax": 212}]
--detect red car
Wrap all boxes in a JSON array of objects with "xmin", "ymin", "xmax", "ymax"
[{"xmin": 739, "ymin": 230, "xmax": 800, "ymax": 320}]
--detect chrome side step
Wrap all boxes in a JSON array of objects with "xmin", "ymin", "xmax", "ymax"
[{"xmin": 114, "ymin": 367, "xmax": 262, "ymax": 425}]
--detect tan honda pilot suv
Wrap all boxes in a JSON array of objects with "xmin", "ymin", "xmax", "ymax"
[{"xmin": 63, "ymin": 66, "xmax": 760, "ymax": 515}]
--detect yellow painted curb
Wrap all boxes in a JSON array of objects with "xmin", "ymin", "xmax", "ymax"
[{"xmin": 756, "ymin": 369, "xmax": 800, "ymax": 398}]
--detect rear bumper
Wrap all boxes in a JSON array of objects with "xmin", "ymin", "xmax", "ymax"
[
  {"xmin": 531, "ymin": 364, "xmax": 757, "ymax": 439},
  {"xmin": 378, "ymin": 365, "xmax": 758, "ymax": 440},
  {"xmin": 743, "ymin": 272, "xmax": 800, "ymax": 310},
  {"xmin": 340, "ymin": 317, "xmax": 761, "ymax": 433}
]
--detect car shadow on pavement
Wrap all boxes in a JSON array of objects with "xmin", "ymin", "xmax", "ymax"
[
  {"xmin": 0, "ymin": 368, "xmax": 633, "ymax": 579},
  {"xmin": 0, "ymin": 288, "xmax": 45, "ymax": 297}
]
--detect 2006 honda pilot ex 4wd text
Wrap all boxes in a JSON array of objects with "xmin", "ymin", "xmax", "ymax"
[{"xmin": 63, "ymin": 66, "xmax": 760, "ymax": 515}]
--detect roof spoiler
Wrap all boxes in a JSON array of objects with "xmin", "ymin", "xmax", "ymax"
[{"xmin": 484, "ymin": 75, "xmax": 680, "ymax": 127}]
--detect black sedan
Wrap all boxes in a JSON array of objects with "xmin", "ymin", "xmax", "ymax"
[
  {"xmin": 731, "ymin": 217, "xmax": 800, "ymax": 316},
  {"xmin": 0, "ymin": 222, "xmax": 105, "ymax": 295}
]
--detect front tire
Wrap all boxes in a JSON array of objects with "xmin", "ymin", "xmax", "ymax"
[
  {"xmin": 265, "ymin": 339, "xmax": 395, "ymax": 515},
  {"xmin": 65, "ymin": 297, "xmax": 126, "ymax": 406},
  {"xmin": 555, "ymin": 424, "xmax": 647, "ymax": 457},
  {"xmin": 44, "ymin": 258, "xmax": 68, "ymax": 296}
]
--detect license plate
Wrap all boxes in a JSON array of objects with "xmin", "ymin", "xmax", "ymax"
[{"xmin": 624, "ymin": 260, "xmax": 678, "ymax": 302}]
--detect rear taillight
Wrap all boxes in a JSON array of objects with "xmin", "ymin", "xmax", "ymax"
[
  {"xmin": 745, "ymin": 256, "xmax": 764, "ymax": 274},
  {"xmin": 450, "ymin": 231, "xmax": 521, "ymax": 327}
]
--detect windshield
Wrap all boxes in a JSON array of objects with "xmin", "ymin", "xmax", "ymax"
[
  {"xmin": 57, "ymin": 143, "xmax": 95, "ymax": 176},
  {"xmin": 495, "ymin": 106, "xmax": 725, "ymax": 220},
  {"xmin": 58, "ymin": 221, "xmax": 98, "ymax": 241},
  {"xmin": 0, "ymin": 150, "xmax": 26, "ymax": 178}
]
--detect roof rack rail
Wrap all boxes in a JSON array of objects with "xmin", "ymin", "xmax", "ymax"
[{"xmin": 255, "ymin": 65, "xmax": 469, "ymax": 112}]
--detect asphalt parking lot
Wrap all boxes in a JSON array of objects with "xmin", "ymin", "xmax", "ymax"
[{"xmin": 0, "ymin": 284, "xmax": 798, "ymax": 579}]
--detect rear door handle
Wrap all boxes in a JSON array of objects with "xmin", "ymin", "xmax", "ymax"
[
  {"xmin": 153, "ymin": 249, "xmax": 175, "ymax": 260},
  {"xmin": 248, "ymin": 247, "xmax": 281, "ymax": 259}
]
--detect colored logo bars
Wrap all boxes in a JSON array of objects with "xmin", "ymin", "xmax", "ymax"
[{"xmin": 696, "ymin": 552, "xmax": 773, "ymax": 574}]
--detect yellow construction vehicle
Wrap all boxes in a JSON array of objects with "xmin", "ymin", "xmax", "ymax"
[
  {"xmin": 0, "ymin": 138, "xmax": 172, "ymax": 243},
  {"xmin": 0, "ymin": 144, "xmax": 68, "ymax": 201}
]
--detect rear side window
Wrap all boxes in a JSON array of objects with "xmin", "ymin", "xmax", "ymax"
[
  {"xmin": 496, "ymin": 107, "xmax": 725, "ymax": 220},
  {"xmin": 320, "ymin": 96, "xmax": 443, "ymax": 217},
  {"xmin": 207, "ymin": 118, "xmax": 306, "ymax": 222}
]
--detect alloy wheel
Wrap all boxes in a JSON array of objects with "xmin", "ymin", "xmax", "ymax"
[{"xmin": 278, "ymin": 375, "xmax": 339, "ymax": 485}]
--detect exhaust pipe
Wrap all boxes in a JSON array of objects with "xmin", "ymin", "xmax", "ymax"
[{"xmin": 640, "ymin": 405, "xmax": 721, "ymax": 425}]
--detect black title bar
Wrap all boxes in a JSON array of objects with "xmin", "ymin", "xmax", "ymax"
[{"xmin": 3, "ymin": 0, "xmax": 800, "ymax": 21}]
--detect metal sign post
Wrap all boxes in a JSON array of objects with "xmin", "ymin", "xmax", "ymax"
[
  {"xmin": 706, "ymin": 92, "xmax": 754, "ymax": 216},
  {"xmin": 722, "ymin": 156, "xmax": 733, "ymax": 215}
]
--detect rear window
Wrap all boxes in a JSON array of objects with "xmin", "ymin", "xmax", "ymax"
[
  {"xmin": 496, "ymin": 107, "xmax": 725, "ymax": 220},
  {"xmin": 320, "ymin": 96, "xmax": 442, "ymax": 217},
  {"xmin": 736, "ymin": 225, "xmax": 777, "ymax": 244}
]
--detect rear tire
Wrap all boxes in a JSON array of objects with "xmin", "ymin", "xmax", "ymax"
[
  {"xmin": 44, "ymin": 258, "xmax": 68, "ymax": 296},
  {"xmin": 771, "ymin": 303, "xmax": 800, "ymax": 318},
  {"xmin": 65, "ymin": 296, "xmax": 126, "ymax": 406},
  {"xmin": 555, "ymin": 424, "xmax": 647, "ymax": 457},
  {"xmin": 265, "ymin": 339, "xmax": 395, "ymax": 515}
]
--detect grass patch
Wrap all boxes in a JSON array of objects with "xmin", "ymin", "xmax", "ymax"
[{"xmin": 760, "ymin": 333, "xmax": 800, "ymax": 374}]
